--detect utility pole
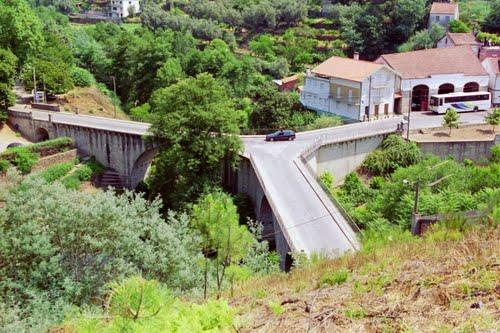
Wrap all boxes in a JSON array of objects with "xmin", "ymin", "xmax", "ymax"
[
  {"xmin": 33, "ymin": 67, "xmax": 37, "ymax": 102},
  {"xmin": 407, "ymin": 82, "xmax": 412, "ymax": 140},
  {"xmin": 111, "ymin": 76, "xmax": 117, "ymax": 118},
  {"xmin": 42, "ymin": 74, "xmax": 47, "ymax": 103}
]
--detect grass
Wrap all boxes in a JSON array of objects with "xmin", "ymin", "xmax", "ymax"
[{"xmin": 229, "ymin": 224, "xmax": 500, "ymax": 332}]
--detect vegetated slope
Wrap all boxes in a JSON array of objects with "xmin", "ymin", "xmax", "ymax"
[
  {"xmin": 231, "ymin": 225, "xmax": 500, "ymax": 332},
  {"xmin": 59, "ymin": 87, "xmax": 129, "ymax": 120}
]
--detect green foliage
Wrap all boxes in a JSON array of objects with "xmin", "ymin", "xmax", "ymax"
[
  {"xmin": 130, "ymin": 103, "xmax": 152, "ymax": 122},
  {"xmin": 0, "ymin": 0, "xmax": 43, "ymax": 63},
  {"xmin": 70, "ymin": 66, "xmax": 96, "ymax": 87},
  {"xmin": 148, "ymin": 73, "xmax": 243, "ymax": 209},
  {"xmin": 84, "ymin": 156, "xmax": 104, "ymax": 176},
  {"xmin": 268, "ymin": 300, "xmax": 285, "ymax": 316},
  {"xmin": 11, "ymin": 148, "xmax": 39, "ymax": 173},
  {"xmin": 398, "ymin": 24, "xmax": 445, "ymax": 52},
  {"xmin": 362, "ymin": 135, "xmax": 420, "ymax": 176},
  {"xmin": 35, "ymin": 160, "xmax": 75, "ymax": 183},
  {"xmin": 443, "ymin": 108, "xmax": 460, "ymax": 136},
  {"xmin": 233, "ymin": 192, "xmax": 256, "ymax": 224},
  {"xmin": 476, "ymin": 31, "xmax": 500, "ymax": 45},
  {"xmin": 0, "ymin": 160, "xmax": 9, "ymax": 174},
  {"xmin": 64, "ymin": 276, "xmax": 235, "ymax": 332},
  {"xmin": 459, "ymin": 0, "xmax": 492, "ymax": 31},
  {"xmin": 73, "ymin": 164, "xmax": 93, "ymax": 181},
  {"xmin": 0, "ymin": 48, "xmax": 17, "ymax": 111},
  {"xmin": 0, "ymin": 175, "xmax": 203, "ymax": 313},
  {"xmin": 449, "ymin": 20, "xmax": 471, "ymax": 33},
  {"xmin": 320, "ymin": 171, "xmax": 334, "ymax": 194},
  {"xmin": 491, "ymin": 145, "xmax": 500, "ymax": 163},
  {"xmin": 485, "ymin": 108, "xmax": 500, "ymax": 132},
  {"xmin": 319, "ymin": 268, "xmax": 349, "ymax": 286},
  {"xmin": 482, "ymin": 0, "xmax": 500, "ymax": 32}
]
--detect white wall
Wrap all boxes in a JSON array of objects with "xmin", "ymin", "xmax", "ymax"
[
  {"xmin": 111, "ymin": 0, "xmax": 140, "ymax": 17},
  {"xmin": 300, "ymin": 76, "xmax": 330, "ymax": 113},
  {"xmin": 482, "ymin": 59, "xmax": 500, "ymax": 105},
  {"xmin": 401, "ymin": 74, "xmax": 489, "ymax": 92},
  {"xmin": 360, "ymin": 67, "xmax": 397, "ymax": 120}
]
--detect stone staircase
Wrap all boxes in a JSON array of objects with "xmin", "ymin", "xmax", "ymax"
[{"xmin": 95, "ymin": 169, "xmax": 124, "ymax": 189}]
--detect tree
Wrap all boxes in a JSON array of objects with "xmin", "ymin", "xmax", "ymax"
[
  {"xmin": 398, "ymin": 24, "xmax": 445, "ymax": 52},
  {"xmin": 0, "ymin": 174, "xmax": 203, "ymax": 309},
  {"xmin": 148, "ymin": 73, "xmax": 243, "ymax": 209},
  {"xmin": 442, "ymin": 108, "xmax": 460, "ymax": 136},
  {"xmin": 449, "ymin": 20, "xmax": 471, "ymax": 33},
  {"xmin": 0, "ymin": 49, "xmax": 17, "ymax": 112},
  {"xmin": 482, "ymin": 0, "xmax": 500, "ymax": 33},
  {"xmin": 191, "ymin": 190, "xmax": 253, "ymax": 296},
  {"xmin": 0, "ymin": 0, "xmax": 43, "ymax": 63},
  {"xmin": 485, "ymin": 108, "xmax": 500, "ymax": 132},
  {"xmin": 249, "ymin": 82, "xmax": 300, "ymax": 130}
]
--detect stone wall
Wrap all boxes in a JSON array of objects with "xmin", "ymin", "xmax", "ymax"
[
  {"xmin": 31, "ymin": 149, "xmax": 77, "ymax": 173},
  {"xmin": 416, "ymin": 135, "xmax": 500, "ymax": 162}
]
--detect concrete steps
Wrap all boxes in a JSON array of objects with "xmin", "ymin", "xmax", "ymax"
[{"xmin": 95, "ymin": 169, "xmax": 124, "ymax": 189}]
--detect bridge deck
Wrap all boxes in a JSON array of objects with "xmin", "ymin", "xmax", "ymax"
[{"xmin": 9, "ymin": 105, "xmax": 150, "ymax": 136}]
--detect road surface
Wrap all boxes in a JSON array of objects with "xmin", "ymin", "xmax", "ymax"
[{"xmin": 241, "ymin": 111, "xmax": 488, "ymax": 256}]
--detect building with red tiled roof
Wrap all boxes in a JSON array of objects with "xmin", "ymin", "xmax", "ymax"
[
  {"xmin": 300, "ymin": 54, "xmax": 402, "ymax": 121},
  {"xmin": 482, "ymin": 57, "xmax": 500, "ymax": 105},
  {"xmin": 376, "ymin": 46, "xmax": 489, "ymax": 113},
  {"xmin": 437, "ymin": 32, "xmax": 482, "ymax": 56},
  {"xmin": 428, "ymin": 2, "xmax": 459, "ymax": 30}
]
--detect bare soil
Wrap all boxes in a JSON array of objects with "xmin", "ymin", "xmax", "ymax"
[{"xmin": 410, "ymin": 124, "xmax": 499, "ymax": 142}]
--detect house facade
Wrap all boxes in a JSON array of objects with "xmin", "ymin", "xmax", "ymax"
[
  {"xmin": 437, "ymin": 32, "xmax": 482, "ymax": 56},
  {"xmin": 376, "ymin": 46, "xmax": 489, "ymax": 114},
  {"xmin": 482, "ymin": 57, "xmax": 500, "ymax": 106},
  {"xmin": 428, "ymin": 2, "xmax": 459, "ymax": 30},
  {"xmin": 300, "ymin": 55, "xmax": 401, "ymax": 121},
  {"xmin": 110, "ymin": 0, "xmax": 140, "ymax": 18}
]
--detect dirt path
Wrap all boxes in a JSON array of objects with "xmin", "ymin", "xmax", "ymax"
[{"xmin": 0, "ymin": 124, "xmax": 32, "ymax": 153}]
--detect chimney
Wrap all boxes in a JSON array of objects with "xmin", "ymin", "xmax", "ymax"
[{"xmin": 353, "ymin": 51, "xmax": 360, "ymax": 60}]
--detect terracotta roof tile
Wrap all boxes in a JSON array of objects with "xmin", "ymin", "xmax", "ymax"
[
  {"xmin": 447, "ymin": 33, "xmax": 481, "ymax": 46},
  {"xmin": 311, "ymin": 56, "xmax": 383, "ymax": 82},
  {"xmin": 430, "ymin": 2, "xmax": 458, "ymax": 14},
  {"xmin": 377, "ymin": 46, "xmax": 487, "ymax": 79}
]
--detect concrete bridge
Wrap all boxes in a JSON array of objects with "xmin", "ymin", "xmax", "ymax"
[
  {"xmin": 8, "ymin": 105, "xmax": 489, "ymax": 268},
  {"xmin": 8, "ymin": 106, "xmax": 155, "ymax": 188}
]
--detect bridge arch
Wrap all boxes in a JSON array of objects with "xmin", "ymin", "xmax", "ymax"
[
  {"xmin": 129, "ymin": 147, "xmax": 158, "ymax": 188},
  {"xmin": 35, "ymin": 127, "xmax": 49, "ymax": 142}
]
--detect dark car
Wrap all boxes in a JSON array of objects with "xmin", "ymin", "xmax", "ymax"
[
  {"xmin": 6, "ymin": 142, "xmax": 24, "ymax": 149},
  {"xmin": 265, "ymin": 129, "xmax": 296, "ymax": 142}
]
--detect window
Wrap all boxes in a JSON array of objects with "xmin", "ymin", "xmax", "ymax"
[
  {"xmin": 365, "ymin": 106, "xmax": 369, "ymax": 116},
  {"xmin": 436, "ymin": 15, "xmax": 440, "ymax": 22},
  {"xmin": 374, "ymin": 104, "xmax": 379, "ymax": 117},
  {"xmin": 384, "ymin": 103, "xmax": 389, "ymax": 115},
  {"xmin": 336, "ymin": 87, "xmax": 341, "ymax": 99},
  {"xmin": 348, "ymin": 89, "xmax": 353, "ymax": 103}
]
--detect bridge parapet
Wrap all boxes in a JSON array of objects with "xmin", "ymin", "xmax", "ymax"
[{"xmin": 8, "ymin": 107, "xmax": 156, "ymax": 188}]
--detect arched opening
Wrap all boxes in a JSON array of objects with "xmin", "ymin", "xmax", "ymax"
[
  {"xmin": 463, "ymin": 82, "xmax": 479, "ymax": 92},
  {"xmin": 35, "ymin": 128, "xmax": 49, "ymax": 142},
  {"xmin": 129, "ymin": 148, "xmax": 158, "ymax": 189},
  {"xmin": 411, "ymin": 85, "xmax": 429, "ymax": 111},
  {"xmin": 438, "ymin": 83, "xmax": 454, "ymax": 95},
  {"xmin": 259, "ymin": 196, "xmax": 275, "ymax": 250}
]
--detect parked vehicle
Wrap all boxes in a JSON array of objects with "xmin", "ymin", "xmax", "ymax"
[
  {"xmin": 429, "ymin": 91, "xmax": 491, "ymax": 114},
  {"xmin": 265, "ymin": 129, "xmax": 296, "ymax": 142},
  {"xmin": 6, "ymin": 142, "xmax": 23, "ymax": 149}
]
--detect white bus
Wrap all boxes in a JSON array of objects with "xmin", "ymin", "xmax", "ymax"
[{"xmin": 429, "ymin": 91, "xmax": 491, "ymax": 114}]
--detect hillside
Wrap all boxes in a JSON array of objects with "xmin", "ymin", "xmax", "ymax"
[
  {"xmin": 59, "ymin": 86, "xmax": 130, "ymax": 120},
  {"xmin": 231, "ymin": 225, "xmax": 500, "ymax": 332}
]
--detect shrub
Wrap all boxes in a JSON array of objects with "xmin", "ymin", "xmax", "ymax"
[
  {"xmin": 319, "ymin": 268, "xmax": 349, "ymax": 286},
  {"xmin": 85, "ymin": 157, "xmax": 105, "ymax": 176},
  {"xmin": 70, "ymin": 66, "xmax": 96, "ymax": 87},
  {"xmin": 73, "ymin": 165, "xmax": 93, "ymax": 181},
  {"xmin": 491, "ymin": 145, "xmax": 500, "ymax": 163},
  {"xmin": 36, "ymin": 161, "xmax": 75, "ymax": 183},
  {"xmin": 319, "ymin": 171, "xmax": 334, "ymax": 193},
  {"xmin": 12, "ymin": 148, "xmax": 38, "ymax": 173},
  {"xmin": 0, "ymin": 160, "xmax": 9, "ymax": 174},
  {"xmin": 61, "ymin": 175, "xmax": 81, "ymax": 189}
]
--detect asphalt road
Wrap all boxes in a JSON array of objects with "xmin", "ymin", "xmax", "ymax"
[{"xmin": 241, "ymin": 111, "xmax": 489, "ymax": 256}]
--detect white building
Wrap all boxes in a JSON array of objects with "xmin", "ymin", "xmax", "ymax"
[
  {"xmin": 110, "ymin": 0, "xmax": 140, "ymax": 18},
  {"xmin": 300, "ymin": 54, "xmax": 401, "ymax": 121},
  {"xmin": 428, "ymin": 2, "xmax": 459, "ymax": 30},
  {"xmin": 376, "ymin": 46, "xmax": 489, "ymax": 114},
  {"xmin": 437, "ymin": 32, "xmax": 482, "ymax": 56},
  {"xmin": 482, "ymin": 57, "xmax": 500, "ymax": 106}
]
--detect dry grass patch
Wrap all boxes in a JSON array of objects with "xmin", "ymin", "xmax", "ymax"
[{"xmin": 231, "ymin": 226, "xmax": 500, "ymax": 332}]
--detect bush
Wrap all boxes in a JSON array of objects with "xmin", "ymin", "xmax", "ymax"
[
  {"xmin": 70, "ymin": 66, "xmax": 96, "ymax": 87},
  {"xmin": 0, "ymin": 160, "xmax": 9, "ymax": 174},
  {"xmin": 73, "ymin": 164, "xmax": 93, "ymax": 181},
  {"xmin": 36, "ymin": 161, "xmax": 75, "ymax": 183},
  {"xmin": 60, "ymin": 175, "xmax": 81, "ymax": 189},
  {"xmin": 491, "ymin": 145, "xmax": 500, "ymax": 163},
  {"xmin": 85, "ymin": 157, "xmax": 105, "ymax": 176},
  {"xmin": 12, "ymin": 148, "xmax": 38, "ymax": 173},
  {"xmin": 319, "ymin": 268, "xmax": 349, "ymax": 286}
]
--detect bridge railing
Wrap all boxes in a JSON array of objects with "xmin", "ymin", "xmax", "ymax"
[{"xmin": 297, "ymin": 126, "xmax": 399, "ymax": 233}]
